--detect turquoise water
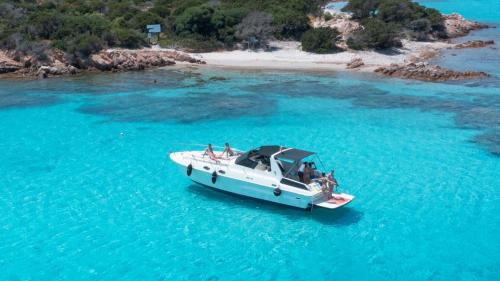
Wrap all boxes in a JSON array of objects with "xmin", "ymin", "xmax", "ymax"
[
  {"xmin": 325, "ymin": 2, "xmax": 347, "ymax": 11},
  {"xmin": 1, "ymin": 2, "xmax": 499, "ymax": 281}
]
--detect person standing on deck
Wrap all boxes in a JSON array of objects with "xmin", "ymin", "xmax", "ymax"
[
  {"xmin": 298, "ymin": 162, "xmax": 306, "ymax": 182},
  {"xmin": 303, "ymin": 163, "xmax": 311, "ymax": 184}
]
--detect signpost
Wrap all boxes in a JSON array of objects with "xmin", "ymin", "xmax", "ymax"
[{"xmin": 146, "ymin": 24, "xmax": 161, "ymax": 44}]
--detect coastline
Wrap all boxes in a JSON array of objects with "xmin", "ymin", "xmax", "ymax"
[
  {"xmin": 188, "ymin": 40, "xmax": 453, "ymax": 73},
  {"xmin": 0, "ymin": 14, "xmax": 494, "ymax": 81}
]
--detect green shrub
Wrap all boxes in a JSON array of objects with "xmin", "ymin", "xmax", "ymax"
[
  {"xmin": 174, "ymin": 5, "xmax": 216, "ymax": 36},
  {"xmin": 408, "ymin": 18, "xmax": 431, "ymax": 41},
  {"xmin": 324, "ymin": 12, "xmax": 333, "ymax": 21},
  {"xmin": 66, "ymin": 34, "xmax": 105, "ymax": 57},
  {"xmin": 342, "ymin": 0, "xmax": 381, "ymax": 19},
  {"xmin": 273, "ymin": 9, "xmax": 311, "ymax": 40},
  {"xmin": 301, "ymin": 27, "xmax": 340, "ymax": 53},
  {"xmin": 348, "ymin": 18, "xmax": 401, "ymax": 50},
  {"xmin": 343, "ymin": 0, "xmax": 446, "ymax": 42},
  {"xmin": 59, "ymin": 34, "xmax": 105, "ymax": 68},
  {"xmin": 112, "ymin": 28, "xmax": 146, "ymax": 49},
  {"xmin": 130, "ymin": 11, "xmax": 164, "ymax": 32},
  {"xmin": 377, "ymin": 0, "xmax": 414, "ymax": 24},
  {"xmin": 346, "ymin": 37, "xmax": 363, "ymax": 50}
]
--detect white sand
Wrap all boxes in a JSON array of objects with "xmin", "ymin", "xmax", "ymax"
[{"xmin": 186, "ymin": 40, "xmax": 453, "ymax": 73}]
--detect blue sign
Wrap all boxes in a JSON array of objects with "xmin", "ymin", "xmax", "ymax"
[{"xmin": 146, "ymin": 24, "xmax": 161, "ymax": 33}]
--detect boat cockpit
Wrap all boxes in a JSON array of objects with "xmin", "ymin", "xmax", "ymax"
[
  {"xmin": 235, "ymin": 145, "xmax": 278, "ymax": 171},
  {"xmin": 235, "ymin": 146, "xmax": 321, "ymax": 190}
]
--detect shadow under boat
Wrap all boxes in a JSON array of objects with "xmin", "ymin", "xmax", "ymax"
[{"xmin": 186, "ymin": 183, "xmax": 363, "ymax": 227}]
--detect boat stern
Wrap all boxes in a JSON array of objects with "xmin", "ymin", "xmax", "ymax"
[{"xmin": 314, "ymin": 193, "xmax": 355, "ymax": 209}]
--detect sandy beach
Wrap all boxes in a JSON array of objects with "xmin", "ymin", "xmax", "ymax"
[{"xmin": 185, "ymin": 40, "xmax": 454, "ymax": 72}]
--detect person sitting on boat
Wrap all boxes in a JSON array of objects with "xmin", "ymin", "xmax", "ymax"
[
  {"xmin": 220, "ymin": 142, "xmax": 235, "ymax": 158},
  {"xmin": 204, "ymin": 143, "xmax": 218, "ymax": 161}
]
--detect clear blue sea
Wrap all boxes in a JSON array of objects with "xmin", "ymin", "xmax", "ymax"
[{"xmin": 1, "ymin": 1, "xmax": 499, "ymax": 280}]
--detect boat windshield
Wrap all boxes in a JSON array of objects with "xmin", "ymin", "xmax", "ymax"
[{"xmin": 235, "ymin": 146, "xmax": 278, "ymax": 171}]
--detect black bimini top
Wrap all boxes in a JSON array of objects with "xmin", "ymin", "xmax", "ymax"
[
  {"xmin": 235, "ymin": 145, "xmax": 315, "ymax": 169},
  {"xmin": 256, "ymin": 145, "xmax": 283, "ymax": 157},
  {"xmin": 275, "ymin": 148, "xmax": 315, "ymax": 161}
]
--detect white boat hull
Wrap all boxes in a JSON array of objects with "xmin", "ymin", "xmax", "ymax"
[
  {"xmin": 170, "ymin": 151, "xmax": 354, "ymax": 210},
  {"xmin": 176, "ymin": 162, "xmax": 312, "ymax": 209}
]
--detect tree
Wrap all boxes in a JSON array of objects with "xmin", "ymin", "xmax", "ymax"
[
  {"xmin": 424, "ymin": 8, "xmax": 445, "ymax": 33},
  {"xmin": 130, "ymin": 11, "xmax": 163, "ymax": 32},
  {"xmin": 174, "ymin": 5, "xmax": 216, "ymax": 37},
  {"xmin": 377, "ymin": 0, "xmax": 414, "ymax": 24},
  {"xmin": 211, "ymin": 7, "xmax": 248, "ymax": 45},
  {"xmin": 112, "ymin": 28, "xmax": 146, "ymax": 48},
  {"xmin": 301, "ymin": 27, "xmax": 340, "ymax": 53},
  {"xmin": 235, "ymin": 11, "xmax": 275, "ymax": 49},
  {"xmin": 408, "ymin": 18, "xmax": 431, "ymax": 41},
  {"xmin": 347, "ymin": 18, "xmax": 401, "ymax": 50},
  {"xmin": 273, "ymin": 9, "xmax": 310, "ymax": 40}
]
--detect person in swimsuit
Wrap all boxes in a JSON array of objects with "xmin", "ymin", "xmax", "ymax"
[
  {"xmin": 327, "ymin": 169, "xmax": 338, "ymax": 194},
  {"xmin": 319, "ymin": 172, "xmax": 329, "ymax": 194},
  {"xmin": 220, "ymin": 142, "xmax": 235, "ymax": 158},
  {"xmin": 204, "ymin": 144, "xmax": 218, "ymax": 161}
]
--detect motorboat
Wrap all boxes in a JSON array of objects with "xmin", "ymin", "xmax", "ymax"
[{"xmin": 169, "ymin": 145, "xmax": 354, "ymax": 209}]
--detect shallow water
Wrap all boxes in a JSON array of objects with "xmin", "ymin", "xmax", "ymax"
[{"xmin": 1, "ymin": 1, "xmax": 499, "ymax": 281}]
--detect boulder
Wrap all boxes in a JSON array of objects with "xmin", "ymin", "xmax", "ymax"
[
  {"xmin": 89, "ymin": 49, "xmax": 207, "ymax": 71},
  {"xmin": 346, "ymin": 57, "xmax": 364, "ymax": 69},
  {"xmin": 444, "ymin": 13, "xmax": 489, "ymax": 38},
  {"xmin": 0, "ymin": 51, "xmax": 23, "ymax": 73},
  {"xmin": 455, "ymin": 40, "xmax": 495, "ymax": 49},
  {"xmin": 374, "ymin": 62, "xmax": 489, "ymax": 81}
]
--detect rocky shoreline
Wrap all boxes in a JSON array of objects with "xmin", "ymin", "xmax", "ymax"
[
  {"xmin": 0, "ymin": 49, "xmax": 205, "ymax": 79},
  {"xmin": 0, "ymin": 12, "xmax": 494, "ymax": 81},
  {"xmin": 374, "ymin": 62, "xmax": 489, "ymax": 81}
]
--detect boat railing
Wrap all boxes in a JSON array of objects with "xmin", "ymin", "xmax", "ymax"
[{"xmin": 181, "ymin": 153, "xmax": 231, "ymax": 167}]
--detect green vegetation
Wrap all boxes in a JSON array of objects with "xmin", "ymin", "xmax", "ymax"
[
  {"xmin": 0, "ymin": 0, "xmax": 448, "ymax": 67},
  {"xmin": 301, "ymin": 27, "xmax": 340, "ymax": 53},
  {"xmin": 0, "ymin": 0, "xmax": 328, "ymax": 66},
  {"xmin": 347, "ymin": 18, "xmax": 402, "ymax": 50},
  {"xmin": 343, "ymin": 0, "xmax": 446, "ymax": 49}
]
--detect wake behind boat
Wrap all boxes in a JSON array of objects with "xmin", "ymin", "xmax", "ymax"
[{"xmin": 169, "ymin": 145, "xmax": 354, "ymax": 209}]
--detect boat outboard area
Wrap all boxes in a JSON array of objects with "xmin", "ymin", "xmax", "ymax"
[{"xmin": 169, "ymin": 145, "xmax": 354, "ymax": 210}]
